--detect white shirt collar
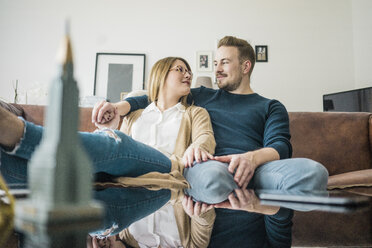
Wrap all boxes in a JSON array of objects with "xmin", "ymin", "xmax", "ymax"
[{"xmin": 143, "ymin": 102, "xmax": 186, "ymax": 114}]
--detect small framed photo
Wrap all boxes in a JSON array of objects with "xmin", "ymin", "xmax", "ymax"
[
  {"xmin": 94, "ymin": 53, "xmax": 146, "ymax": 102},
  {"xmin": 255, "ymin": 45, "xmax": 268, "ymax": 62},
  {"xmin": 196, "ymin": 51, "xmax": 213, "ymax": 72}
]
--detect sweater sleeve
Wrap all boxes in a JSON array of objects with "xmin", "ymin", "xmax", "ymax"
[
  {"xmin": 126, "ymin": 88, "xmax": 201, "ymax": 111},
  {"xmin": 188, "ymin": 209, "xmax": 216, "ymax": 248},
  {"xmin": 263, "ymin": 100, "xmax": 292, "ymax": 159},
  {"xmin": 125, "ymin": 95, "xmax": 149, "ymax": 113},
  {"xmin": 174, "ymin": 203, "xmax": 216, "ymax": 248},
  {"xmin": 118, "ymin": 229, "xmax": 141, "ymax": 248},
  {"xmin": 189, "ymin": 107, "xmax": 216, "ymax": 155}
]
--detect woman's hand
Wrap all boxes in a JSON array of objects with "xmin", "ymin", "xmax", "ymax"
[
  {"xmin": 182, "ymin": 195, "xmax": 213, "ymax": 217},
  {"xmin": 182, "ymin": 146, "xmax": 213, "ymax": 168},
  {"xmin": 92, "ymin": 100, "xmax": 117, "ymax": 125}
]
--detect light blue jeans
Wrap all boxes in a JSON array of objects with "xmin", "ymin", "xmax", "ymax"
[
  {"xmin": 205, "ymin": 158, "xmax": 328, "ymax": 248},
  {"xmin": 185, "ymin": 158, "xmax": 328, "ymax": 247},
  {"xmin": 1, "ymin": 119, "xmax": 328, "ymax": 245}
]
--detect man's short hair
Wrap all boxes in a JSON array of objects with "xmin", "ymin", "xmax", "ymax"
[{"xmin": 218, "ymin": 36, "xmax": 255, "ymax": 76}]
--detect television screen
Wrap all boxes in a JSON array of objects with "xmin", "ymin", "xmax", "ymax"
[{"xmin": 323, "ymin": 87, "xmax": 372, "ymax": 112}]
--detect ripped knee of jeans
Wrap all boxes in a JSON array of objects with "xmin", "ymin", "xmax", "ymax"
[
  {"xmin": 94, "ymin": 128, "xmax": 122, "ymax": 143},
  {"xmin": 90, "ymin": 223, "xmax": 119, "ymax": 239}
]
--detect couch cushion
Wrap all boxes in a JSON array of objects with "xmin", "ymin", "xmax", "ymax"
[
  {"xmin": 19, "ymin": 104, "xmax": 97, "ymax": 132},
  {"xmin": 289, "ymin": 112, "xmax": 372, "ymax": 175},
  {"xmin": 20, "ymin": 105, "xmax": 45, "ymax": 126}
]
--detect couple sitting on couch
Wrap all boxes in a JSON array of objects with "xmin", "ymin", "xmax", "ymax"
[{"xmin": 0, "ymin": 36, "xmax": 328, "ymax": 248}]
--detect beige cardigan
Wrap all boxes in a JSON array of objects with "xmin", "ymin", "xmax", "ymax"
[{"xmin": 97, "ymin": 105, "xmax": 216, "ymax": 248}]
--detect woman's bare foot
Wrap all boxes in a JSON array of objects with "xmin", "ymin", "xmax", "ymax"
[{"xmin": 0, "ymin": 105, "xmax": 24, "ymax": 149}]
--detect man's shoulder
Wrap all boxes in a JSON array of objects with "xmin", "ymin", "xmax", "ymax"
[
  {"xmin": 252, "ymin": 94, "xmax": 286, "ymax": 108},
  {"xmin": 186, "ymin": 105, "xmax": 209, "ymax": 116},
  {"xmin": 191, "ymin": 86, "xmax": 218, "ymax": 97},
  {"xmin": 250, "ymin": 93, "xmax": 273, "ymax": 102}
]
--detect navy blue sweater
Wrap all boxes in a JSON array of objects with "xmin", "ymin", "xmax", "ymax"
[{"xmin": 126, "ymin": 87, "xmax": 292, "ymax": 159}]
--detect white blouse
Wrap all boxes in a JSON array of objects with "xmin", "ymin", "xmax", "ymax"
[
  {"xmin": 128, "ymin": 102, "xmax": 185, "ymax": 248},
  {"xmin": 131, "ymin": 102, "xmax": 185, "ymax": 157}
]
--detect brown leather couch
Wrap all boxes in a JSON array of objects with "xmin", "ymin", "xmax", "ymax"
[{"xmin": 3, "ymin": 104, "xmax": 372, "ymax": 247}]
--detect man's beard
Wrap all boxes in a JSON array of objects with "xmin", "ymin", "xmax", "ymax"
[{"xmin": 217, "ymin": 74, "xmax": 243, "ymax": 92}]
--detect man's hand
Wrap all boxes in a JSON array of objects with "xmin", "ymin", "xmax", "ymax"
[
  {"xmin": 214, "ymin": 152, "xmax": 257, "ymax": 188},
  {"xmin": 214, "ymin": 188, "xmax": 279, "ymax": 215},
  {"xmin": 182, "ymin": 146, "xmax": 214, "ymax": 168},
  {"xmin": 214, "ymin": 188, "xmax": 259, "ymax": 211},
  {"xmin": 94, "ymin": 108, "xmax": 121, "ymax": 130},
  {"xmin": 182, "ymin": 195, "xmax": 213, "ymax": 217},
  {"xmin": 92, "ymin": 100, "xmax": 117, "ymax": 124}
]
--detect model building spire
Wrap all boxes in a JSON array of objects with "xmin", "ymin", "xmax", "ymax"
[
  {"xmin": 15, "ymin": 25, "xmax": 102, "ymax": 248},
  {"xmin": 55, "ymin": 21, "xmax": 74, "ymax": 74}
]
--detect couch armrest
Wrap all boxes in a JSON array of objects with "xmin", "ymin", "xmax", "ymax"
[{"xmin": 327, "ymin": 169, "xmax": 372, "ymax": 190}]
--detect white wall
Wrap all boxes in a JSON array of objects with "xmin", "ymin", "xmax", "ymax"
[
  {"xmin": 352, "ymin": 0, "xmax": 372, "ymax": 88},
  {"xmin": 0, "ymin": 0, "xmax": 369, "ymax": 111}
]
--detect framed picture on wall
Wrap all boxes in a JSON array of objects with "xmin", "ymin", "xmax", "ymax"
[
  {"xmin": 94, "ymin": 53, "xmax": 146, "ymax": 102},
  {"xmin": 255, "ymin": 45, "xmax": 268, "ymax": 62},
  {"xmin": 196, "ymin": 51, "xmax": 213, "ymax": 72}
]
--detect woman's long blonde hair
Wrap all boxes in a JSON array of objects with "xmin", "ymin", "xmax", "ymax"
[{"xmin": 147, "ymin": 57, "xmax": 191, "ymax": 106}]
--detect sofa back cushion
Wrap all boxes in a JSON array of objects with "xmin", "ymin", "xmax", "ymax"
[
  {"xmin": 20, "ymin": 105, "xmax": 96, "ymax": 132},
  {"xmin": 289, "ymin": 112, "xmax": 372, "ymax": 175},
  {"xmin": 20, "ymin": 105, "xmax": 45, "ymax": 126}
]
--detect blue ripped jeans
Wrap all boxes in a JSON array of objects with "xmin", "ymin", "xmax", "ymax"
[
  {"xmin": 1, "ymin": 120, "xmax": 173, "ymax": 236},
  {"xmin": 0, "ymin": 120, "xmax": 237, "ymax": 236}
]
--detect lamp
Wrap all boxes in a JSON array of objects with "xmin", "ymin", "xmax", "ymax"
[{"xmin": 194, "ymin": 76, "xmax": 213, "ymax": 88}]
